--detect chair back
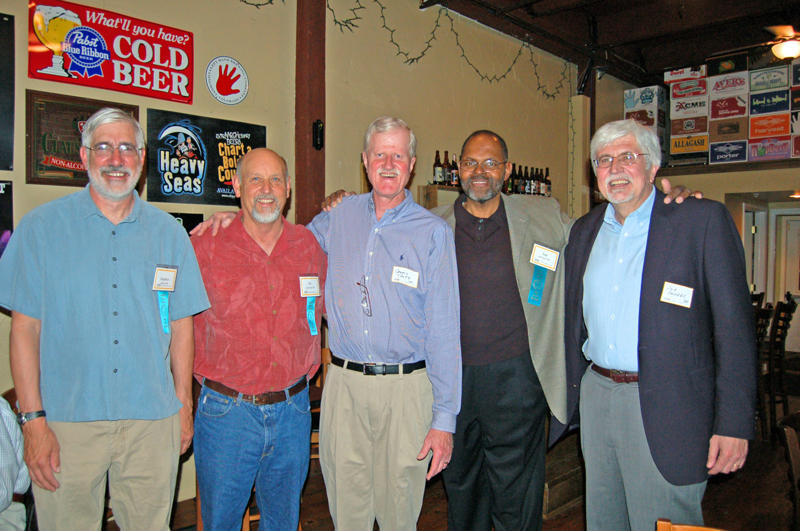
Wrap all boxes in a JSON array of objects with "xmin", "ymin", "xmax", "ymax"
[
  {"xmin": 655, "ymin": 518, "xmax": 726, "ymax": 530},
  {"xmin": 752, "ymin": 292, "xmax": 765, "ymax": 309},
  {"xmin": 769, "ymin": 300, "xmax": 797, "ymax": 354},
  {"xmin": 754, "ymin": 306, "xmax": 773, "ymax": 350}
]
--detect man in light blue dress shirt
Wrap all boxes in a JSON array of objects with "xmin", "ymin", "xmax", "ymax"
[
  {"xmin": 308, "ymin": 116, "xmax": 461, "ymax": 530},
  {"xmin": 563, "ymin": 119, "xmax": 756, "ymax": 530}
]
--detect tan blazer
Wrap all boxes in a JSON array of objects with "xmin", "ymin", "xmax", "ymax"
[{"xmin": 431, "ymin": 193, "xmax": 572, "ymax": 424}]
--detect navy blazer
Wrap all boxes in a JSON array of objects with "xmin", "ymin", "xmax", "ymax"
[{"xmin": 560, "ymin": 189, "xmax": 756, "ymax": 485}]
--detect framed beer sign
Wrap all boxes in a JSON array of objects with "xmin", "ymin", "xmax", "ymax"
[
  {"xmin": 28, "ymin": 0, "xmax": 193, "ymax": 104},
  {"xmin": 26, "ymin": 90, "xmax": 138, "ymax": 186}
]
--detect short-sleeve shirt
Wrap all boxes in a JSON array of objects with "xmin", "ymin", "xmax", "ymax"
[{"xmin": 0, "ymin": 187, "xmax": 210, "ymax": 422}]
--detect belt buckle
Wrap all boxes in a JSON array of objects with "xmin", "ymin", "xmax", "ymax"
[{"xmin": 363, "ymin": 363, "xmax": 386, "ymax": 375}]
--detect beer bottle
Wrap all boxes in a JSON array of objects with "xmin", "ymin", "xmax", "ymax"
[
  {"xmin": 544, "ymin": 167, "xmax": 552, "ymax": 197},
  {"xmin": 433, "ymin": 150, "xmax": 443, "ymax": 184},
  {"xmin": 450, "ymin": 154, "xmax": 459, "ymax": 187},
  {"xmin": 443, "ymin": 151, "xmax": 451, "ymax": 186}
]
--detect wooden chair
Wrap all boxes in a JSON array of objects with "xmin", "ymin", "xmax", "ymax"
[
  {"xmin": 754, "ymin": 305, "xmax": 774, "ymax": 439},
  {"xmin": 762, "ymin": 299, "xmax": 798, "ymax": 439},
  {"xmin": 197, "ymin": 347, "xmax": 333, "ymax": 531},
  {"xmin": 779, "ymin": 412, "xmax": 800, "ymax": 531},
  {"xmin": 656, "ymin": 519, "xmax": 726, "ymax": 530}
]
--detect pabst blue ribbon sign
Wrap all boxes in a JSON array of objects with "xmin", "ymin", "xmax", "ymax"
[{"xmin": 29, "ymin": 0, "xmax": 193, "ymax": 104}]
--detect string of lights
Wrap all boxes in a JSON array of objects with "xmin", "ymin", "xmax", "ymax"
[
  {"xmin": 566, "ymin": 69, "xmax": 577, "ymax": 218},
  {"xmin": 239, "ymin": 0, "xmax": 281, "ymax": 7},
  {"xmin": 325, "ymin": 0, "xmax": 569, "ymax": 95}
]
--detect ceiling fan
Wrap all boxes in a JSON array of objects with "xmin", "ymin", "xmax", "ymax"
[{"xmin": 765, "ymin": 25, "xmax": 800, "ymax": 59}]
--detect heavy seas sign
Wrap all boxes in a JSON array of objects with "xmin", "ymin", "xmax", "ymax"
[{"xmin": 28, "ymin": 0, "xmax": 193, "ymax": 103}]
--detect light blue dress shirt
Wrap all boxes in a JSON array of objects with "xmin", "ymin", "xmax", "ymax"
[
  {"xmin": 582, "ymin": 186, "xmax": 655, "ymax": 372},
  {"xmin": 0, "ymin": 397, "xmax": 28, "ymax": 513},
  {"xmin": 0, "ymin": 187, "xmax": 210, "ymax": 422},
  {"xmin": 308, "ymin": 192, "xmax": 462, "ymax": 432}
]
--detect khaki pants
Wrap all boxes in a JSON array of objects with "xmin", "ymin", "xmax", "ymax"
[
  {"xmin": 33, "ymin": 414, "xmax": 180, "ymax": 531},
  {"xmin": 320, "ymin": 363, "xmax": 433, "ymax": 531}
]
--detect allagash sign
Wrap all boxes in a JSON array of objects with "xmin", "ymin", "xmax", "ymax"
[{"xmin": 29, "ymin": 0, "xmax": 193, "ymax": 103}]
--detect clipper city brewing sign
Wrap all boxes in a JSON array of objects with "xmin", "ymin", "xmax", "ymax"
[
  {"xmin": 147, "ymin": 109, "xmax": 266, "ymax": 206},
  {"xmin": 28, "ymin": 0, "xmax": 193, "ymax": 104}
]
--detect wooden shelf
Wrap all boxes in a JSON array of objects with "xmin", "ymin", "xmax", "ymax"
[{"xmin": 658, "ymin": 158, "xmax": 800, "ymax": 177}]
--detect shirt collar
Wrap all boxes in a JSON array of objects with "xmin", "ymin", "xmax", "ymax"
[
  {"xmin": 367, "ymin": 190, "xmax": 415, "ymax": 222},
  {"xmin": 77, "ymin": 185, "xmax": 143, "ymax": 224},
  {"xmin": 602, "ymin": 184, "xmax": 655, "ymax": 230}
]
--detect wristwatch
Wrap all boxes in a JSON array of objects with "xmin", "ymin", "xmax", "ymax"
[{"xmin": 17, "ymin": 410, "xmax": 46, "ymax": 426}]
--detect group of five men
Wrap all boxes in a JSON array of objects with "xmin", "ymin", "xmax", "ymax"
[{"xmin": 0, "ymin": 107, "xmax": 754, "ymax": 531}]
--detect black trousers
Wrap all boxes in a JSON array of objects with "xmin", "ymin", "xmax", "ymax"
[{"xmin": 443, "ymin": 353, "xmax": 547, "ymax": 531}]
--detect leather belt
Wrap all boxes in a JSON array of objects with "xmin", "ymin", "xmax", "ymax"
[
  {"xmin": 591, "ymin": 364, "xmax": 639, "ymax": 383},
  {"xmin": 203, "ymin": 376, "xmax": 306, "ymax": 405},
  {"xmin": 11, "ymin": 493, "xmax": 24, "ymax": 503},
  {"xmin": 331, "ymin": 354, "xmax": 426, "ymax": 375}
]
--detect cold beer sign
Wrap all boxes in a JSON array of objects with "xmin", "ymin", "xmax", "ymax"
[{"xmin": 29, "ymin": 0, "xmax": 193, "ymax": 104}]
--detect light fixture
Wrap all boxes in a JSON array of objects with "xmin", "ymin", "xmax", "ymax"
[
  {"xmin": 772, "ymin": 39, "xmax": 800, "ymax": 59},
  {"xmin": 790, "ymin": 191, "xmax": 800, "ymax": 199}
]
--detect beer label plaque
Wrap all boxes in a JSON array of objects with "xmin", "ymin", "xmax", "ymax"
[{"xmin": 28, "ymin": 0, "xmax": 194, "ymax": 104}]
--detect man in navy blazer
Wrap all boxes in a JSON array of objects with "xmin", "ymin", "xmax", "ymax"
[{"xmin": 560, "ymin": 119, "xmax": 756, "ymax": 530}]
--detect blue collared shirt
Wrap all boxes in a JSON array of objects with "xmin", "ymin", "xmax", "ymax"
[
  {"xmin": 0, "ymin": 187, "xmax": 210, "ymax": 422},
  {"xmin": 582, "ymin": 186, "xmax": 655, "ymax": 371},
  {"xmin": 308, "ymin": 192, "xmax": 462, "ymax": 432}
]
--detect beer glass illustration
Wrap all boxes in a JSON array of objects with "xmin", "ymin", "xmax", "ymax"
[{"xmin": 32, "ymin": 5, "xmax": 81, "ymax": 77}]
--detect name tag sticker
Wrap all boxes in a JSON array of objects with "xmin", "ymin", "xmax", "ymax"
[
  {"xmin": 391, "ymin": 266, "xmax": 419, "ymax": 289},
  {"xmin": 530, "ymin": 244, "xmax": 560, "ymax": 271},
  {"xmin": 299, "ymin": 276, "xmax": 320, "ymax": 297},
  {"xmin": 152, "ymin": 266, "xmax": 178, "ymax": 292},
  {"xmin": 660, "ymin": 281, "xmax": 694, "ymax": 308}
]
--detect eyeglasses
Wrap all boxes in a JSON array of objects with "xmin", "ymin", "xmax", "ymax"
[
  {"xmin": 356, "ymin": 275, "xmax": 372, "ymax": 317},
  {"xmin": 86, "ymin": 142, "xmax": 142, "ymax": 159},
  {"xmin": 593, "ymin": 152, "xmax": 647, "ymax": 169},
  {"xmin": 459, "ymin": 159, "xmax": 507, "ymax": 171}
]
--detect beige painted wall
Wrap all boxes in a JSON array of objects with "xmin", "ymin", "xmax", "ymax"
[
  {"xmin": 0, "ymin": 0, "xmax": 296, "ymax": 502},
  {"xmin": 594, "ymin": 73, "xmax": 633, "ymax": 129},
  {"xmin": 325, "ymin": 2, "xmax": 576, "ymax": 208}
]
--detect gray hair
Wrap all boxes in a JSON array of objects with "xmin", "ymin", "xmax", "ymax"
[
  {"xmin": 81, "ymin": 108, "xmax": 145, "ymax": 149},
  {"xmin": 363, "ymin": 116, "xmax": 417, "ymax": 159},
  {"xmin": 590, "ymin": 119, "xmax": 662, "ymax": 172}
]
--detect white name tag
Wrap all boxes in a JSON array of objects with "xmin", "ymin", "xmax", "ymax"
[
  {"xmin": 299, "ymin": 276, "xmax": 320, "ymax": 297},
  {"xmin": 391, "ymin": 266, "xmax": 419, "ymax": 289},
  {"xmin": 152, "ymin": 266, "xmax": 178, "ymax": 292},
  {"xmin": 529, "ymin": 244, "xmax": 560, "ymax": 271},
  {"xmin": 660, "ymin": 281, "xmax": 693, "ymax": 308}
]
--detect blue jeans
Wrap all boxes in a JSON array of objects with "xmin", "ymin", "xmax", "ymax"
[{"xmin": 194, "ymin": 382, "xmax": 311, "ymax": 531}]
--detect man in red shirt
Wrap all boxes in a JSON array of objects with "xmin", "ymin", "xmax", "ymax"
[{"xmin": 191, "ymin": 148, "xmax": 326, "ymax": 529}]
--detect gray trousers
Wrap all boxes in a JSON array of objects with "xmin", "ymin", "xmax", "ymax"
[{"xmin": 579, "ymin": 367, "xmax": 706, "ymax": 531}]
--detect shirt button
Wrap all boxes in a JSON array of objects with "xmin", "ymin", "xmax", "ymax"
[
  {"xmin": 113, "ymin": 368, "xmax": 118, "ymax": 373},
  {"xmin": 610, "ymin": 314, "xmax": 615, "ymax": 320},
  {"xmin": 112, "ymin": 257, "xmax": 117, "ymax": 262},
  {"xmin": 272, "ymin": 310, "xmax": 277, "ymax": 315},
  {"xmin": 614, "ymin": 285, "xmax": 619, "ymax": 291},
  {"xmin": 112, "ymin": 284, "xmax": 117, "ymax": 288},
  {"xmin": 364, "ymin": 330, "xmax": 368, "ymax": 334},
  {"xmin": 609, "ymin": 344, "xmax": 615, "ymax": 350},
  {"xmin": 111, "ymin": 231, "xmax": 116, "ymax": 236},
  {"xmin": 369, "ymin": 251, "xmax": 373, "ymax": 256},
  {"xmin": 113, "ymin": 311, "xmax": 118, "ymax": 316},
  {"xmin": 618, "ymin": 259, "xmax": 623, "ymax": 264},
  {"xmin": 113, "ymin": 339, "xmax": 119, "ymax": 345}
]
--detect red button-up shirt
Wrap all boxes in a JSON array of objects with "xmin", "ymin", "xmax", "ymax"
[{"xmin": 192, "ymin": 215, "xmax": 326, "ymax": 393}]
